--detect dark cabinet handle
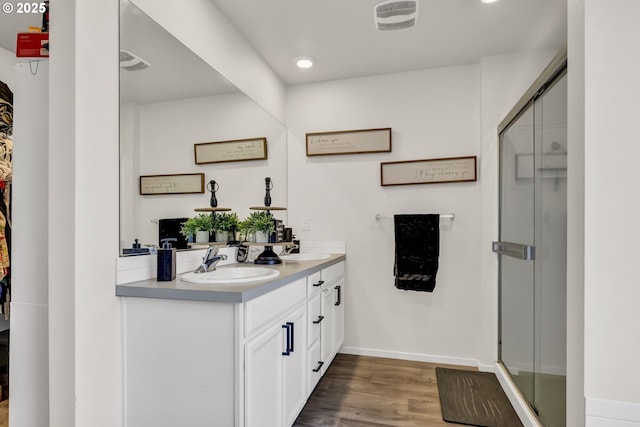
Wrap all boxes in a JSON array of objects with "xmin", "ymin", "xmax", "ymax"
[
  {"xmin": 287, "ymin": 322, "xmax": 294, "ymax": 353},
  {"xmin": 281, "ymin": 322, "xmax": 295, "ymax": 356},
  {"xmin": 282, "ymin": 324, "xmax": 291, "ymax": 356},
  {"xmin": 312, "ymin": 361, "xmax": 324, "ymax": 372},
  {"xmin": 334, "ymin": 285, "xmax": 342, "ymax": 306},
  {"xmin": 313, "ymin": 315, "xmax": 325, "ymax": 324},
  {"xmin": 313, "ymin": 280, "xmax": 325, "ymax": 287}
]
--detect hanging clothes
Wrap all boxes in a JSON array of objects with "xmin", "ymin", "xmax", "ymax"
[
  {"xmin": 0, "ymin": 81, "xmax": 12, "ymax": 320},
  {"xmin": 0, "ymin": 82, "xmax": 12, "ymax": 137}
]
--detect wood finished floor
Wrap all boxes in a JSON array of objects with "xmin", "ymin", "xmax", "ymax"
[
  {"xmin": 294, "ymin": 353, "xmax": 477, "ymax": 427},
  {"xmin": 0, "ymin": 399, "xmax": 7, "ymax": 427}
]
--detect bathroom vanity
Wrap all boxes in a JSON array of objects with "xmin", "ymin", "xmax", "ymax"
[{"xmin": 116, "ymin": 254, "xmax": 345, "ymax": 427}]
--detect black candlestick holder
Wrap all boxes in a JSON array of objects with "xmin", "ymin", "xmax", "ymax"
[{"xmin": 251, "ymin": 177, "xmax": 286, "ymax": 265}]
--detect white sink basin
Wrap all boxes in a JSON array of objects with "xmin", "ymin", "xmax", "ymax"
[
  {"xmin": 181, "ymin": 266, "xmax": 279, "ymax": 284},
  {"xmin": 279, "ymin": 253, "xmax": 331, "ymax": 262}
]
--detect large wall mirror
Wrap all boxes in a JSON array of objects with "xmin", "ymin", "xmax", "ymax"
[{"xmin": 119, "ymin": 0, "xmax": 288, "ymax": 255}]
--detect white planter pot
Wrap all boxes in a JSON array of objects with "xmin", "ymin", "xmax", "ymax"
[
  {"xmin": 255, "ymin": 231, "xmax": 269, "ymax": 244},
  {"xmin": 215, "ymin": 231, "xmax": 229, "ymax": 243},
  {"xmin": 195, "ymin": 230, "xmax": 210, "ymax": 243}
]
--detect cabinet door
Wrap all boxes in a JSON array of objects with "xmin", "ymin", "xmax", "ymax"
[
  {"xmin": 320, "ymin": 288, "xmax": 335, "ymax": 374},
  {"xmin": 307, "ymin": 293, "xmax": 322, "ymax": 347},
  {"xmin": 246, "ymin": 304, "xmax": 307, "ymax": 427},
  {"xmin": 306, "ymin": 338, "xmax": 323, "ymax": 396},
  {"xmin": 332, "ymin": 280, "xmax": 345, "ymax": 354},
  {"xmin": 284, "ymin": 305, "xmax": 307, "ymax": 426},
  {"xmin": 245, "ymin": 323, "xmax": 285, "ymax": 427}
]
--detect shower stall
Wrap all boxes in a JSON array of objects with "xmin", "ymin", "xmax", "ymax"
[{"xmin": 493, "ymin": 52, "xmax": 567, "ymax": 427}]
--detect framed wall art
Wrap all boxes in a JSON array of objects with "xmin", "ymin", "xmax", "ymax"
[
  {"xmin": 194, "ymin": 137, "xmax": 267, "ymax": 164},
  {"xmin": 381, "ymin": 156, "xmax": 477, "ymax": 186},
  {"xmin": 306, "ymin": 128, "xmax": 391, "ymax": 156},
  {"xmin": 139, "ymin": 173, "xmax": 205, "ymax": 195}
]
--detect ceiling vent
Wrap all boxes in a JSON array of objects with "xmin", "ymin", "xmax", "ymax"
[
  {"xmin": 374, "ymin": 0, "xmax": 418, "ymax": 31},
  {"xmin": 119, "ymin": 49, "xmax": 150, "ymax": 71}
]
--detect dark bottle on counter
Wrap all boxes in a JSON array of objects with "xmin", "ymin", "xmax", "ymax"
[{"xmin": 157, "ymin": 238, "xmax": 177, "ymax": 281}]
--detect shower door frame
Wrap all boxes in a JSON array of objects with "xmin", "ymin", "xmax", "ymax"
[{"xmin": 495, "ymin": 48, "xmax": 567, "ymax": 426}]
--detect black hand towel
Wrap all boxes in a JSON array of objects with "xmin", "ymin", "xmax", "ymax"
[{"xmin": 394, "ymin": 214, "xmax": 440, "ymax": 292}]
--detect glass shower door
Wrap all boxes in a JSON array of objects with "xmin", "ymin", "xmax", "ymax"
[
  {"xmin": 496, "ymin": 71, "xmax": 567, "ymax": 427},
  {"xmin": 496, "ymin": 102, "xmax": 536, "ymax": 406}
]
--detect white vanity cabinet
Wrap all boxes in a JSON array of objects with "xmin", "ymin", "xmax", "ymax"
[
  {"xmin": 244, "ymin": 261, "xmax": 345, "ymax": 427},
  {"xmin": 120, "ymin": 256, "xmax": 345, "ymax": 427}
]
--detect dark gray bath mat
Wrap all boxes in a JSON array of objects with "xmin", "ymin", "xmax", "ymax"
[{"xmin": 436, "ymin": 368, "xmax": 523, "ymax": 427}]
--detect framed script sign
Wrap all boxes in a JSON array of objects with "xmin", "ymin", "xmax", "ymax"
[
  {"xmin": 381, "ymin": 156, "xmax": 477, "ymax": 186},
  {"xmin": 140, "ymin": 173, "xmax": 205, "ymax": 195},
  {"xmin": 306, "ymin": 128, "xmax": 391, "ymax": 156},
  {"xmin": 194, "ymin": 137, "xmax": 267, "ymax": 164}
]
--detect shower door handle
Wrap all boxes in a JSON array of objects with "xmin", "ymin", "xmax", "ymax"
[{"xmin": 492, "ymin": 241, "xmax": 535, "ymax": 261}]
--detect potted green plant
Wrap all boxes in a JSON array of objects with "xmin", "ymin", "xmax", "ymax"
[
  {"xmin": 244, "ymin": 211, "xmax": 275, "ymax": 243},
  {"xmin": 211, "ymin": 212, "xmax": 239, "ymax": 242},
  {"xmin": 180, "ymin": 213, "xmax": 213, "ymax": 243},
  {"xmin": 236, "ymin": 218, "xmax": 250, "ymax": 242}
]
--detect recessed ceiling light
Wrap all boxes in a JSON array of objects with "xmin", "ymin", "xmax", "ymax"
[
  {"xmin": 481, "ymin": 0, "xmax": 500, "ymax": 3},
  {"xmin": 296, "ymin": 57, "xmax": 314, "ymax": 69}
]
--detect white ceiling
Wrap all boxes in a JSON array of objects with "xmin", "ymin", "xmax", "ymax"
[
  {"xmin": 119, "ymin": 2, "xmax": 237, "ymax": 104},
  {"xmin": 0, "ymin": 0, "xmax": 567, "ymax": 101},
  {"xmin": 211, "ymin": 0, "xmax": 567, "ymax": 85}
]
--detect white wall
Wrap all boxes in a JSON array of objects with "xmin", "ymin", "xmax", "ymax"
[
  {"xmin": 11, "ymin": 61, "xmax": 50, "ymax": 427},
  {"xmin": 132, "ymin": 92, "xmax": 288, "ymax": 247},
  {"xmin": 286, "ymin": 51, "xmax": 558, "ymax": 369},
  {"xmin": 567, "ymin": 0, "xmax": 585, "ymax": 425},
  {"xmin": 287, "ymin": 65, "xmax": 484, "ymax": 365},
  {"xmin": 48, "ymin": 0, "xmax": 121, "ymax": 425},
  {"xmin": 120, "ymin": 101, "xmax": 140, "ymax": 250},
  {"xmin": 583, "ymin": 0, "xmax": 640, "ymax": 425}
]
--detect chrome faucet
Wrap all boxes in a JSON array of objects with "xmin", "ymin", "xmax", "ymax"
[
  {"xmin": 194, "ymin": 246, "xmax": 228, "ymax": 274},
  {"xmin": 279, "ymin": 244, "xmax": 299, "ymax": 256}
]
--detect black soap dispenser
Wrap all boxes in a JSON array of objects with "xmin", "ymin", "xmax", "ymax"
[{"xmin": 157, "ymin": 238, "xmax": 177, "ymax": 281}]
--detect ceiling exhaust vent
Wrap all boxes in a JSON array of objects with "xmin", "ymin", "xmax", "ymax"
[
  {"xmin": 374, "ymin": 0, "xmax": 418, "ymax": 31},
  {"xmin": 119, "ymin": 49, "xmax": 150, "ymax": 71}
]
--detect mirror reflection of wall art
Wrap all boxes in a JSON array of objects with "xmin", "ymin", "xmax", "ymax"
[
  {"xmin": 140, "ymin": 173, "xmax": 205, "ymax": 195},
  {"xmin": 194, "ymin": 137, "xmax": 268, "ymax": 164},
  {"xmin": 306, "ymin": 127, "xmax": 392, "ymax": 156},
  {"xmin": 380, "ymin": 156, "xmax": 477, "ymax": 186}
]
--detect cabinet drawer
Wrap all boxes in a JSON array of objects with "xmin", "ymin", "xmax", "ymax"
[
  {"xmin": 244, "ymin": 278, "xmax": 306, "ymax": 337},
  {"xmin": 322, "ymin": 261, "xmax": 344, "ymax": 286},
  {"xmin": 306, "ymin": 339, "xmax": 323, "ymax": 396},
  {"xmin": 306, "ymin": 293, "xmax": 322, "ymax": 347},
  {"xmin": 306, "ymin": 271, "xmax": 323, "ymax": 297}
]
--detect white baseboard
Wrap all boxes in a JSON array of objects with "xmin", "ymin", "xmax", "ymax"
[
  {"xmin": 339, "ymin": 346, "xmax": 484, "ymax": 369},
  {"xmin": 586, "ymin": 397, "xmax": 640, "ymax": 426}
]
